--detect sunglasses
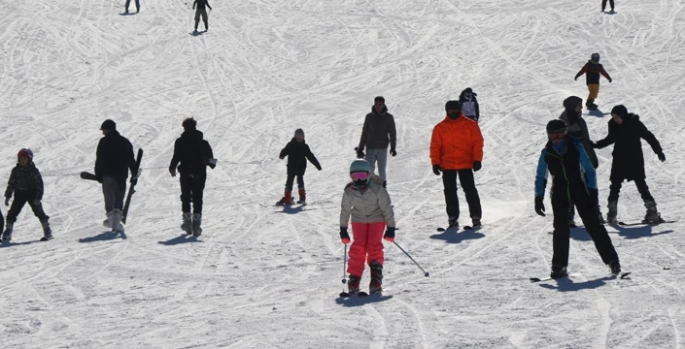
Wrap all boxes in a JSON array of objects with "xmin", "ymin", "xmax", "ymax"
[{"xmin": 351, "ymin": 172, "xmax": 369, "ymax": 180}]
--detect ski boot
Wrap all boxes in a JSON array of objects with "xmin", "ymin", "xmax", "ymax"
[
  {"xmin": 448, "ymin": 216, "xmax": 458, "ymax": 230},
  {"xmin": 103, "ymin": 216, "xmax": 112, "ymax": 229},
  {"xmin": 608, "ymin": 260, "xmax": 621, "ymax": 275},
  {"xmin": 111, "ymin": 209, "xmax": 124, "ymax": 233},
  {"xmin": 586, "ymin": 99, "xmax": 598, "ymax": 110},
  {"xmin": 2, "ymin": 222, "xmax": 13, "ymax": 243},
  {"xmin": 296, "ymin": 188, "xmax": 306, "ymax": 205},
  {"xmin": 192, "ymin": 213, "xmax": 202, "ymax": 237},
  {"xmin": 180, "ymin": 212, "xmax": 192, "ymax": 234},
  {"xmin": 643, "ymin": 200, "xmax": 664, "ymax": 224},
  {"xmin": 369, "ymin": 261, "xmax": 383, "ymax": 294},
  {"xmin": 40, "ymin": 220, "xmax": 53, "ymax": 241},
  {"xmin": 550, "ymin": 264, "xmax": 568, "ymax": 279},
  {"xmin": 276, "ymin": 191, "xmax": 293, "ymax": 206},
  {"xmin": 606, "ymin": 200, "xmax": 618, "ymax": 225},
  {"xmin": 471, "ymin": 218, "xmax": 482, "ymax": 230},
  {"xmin": 597, "ymin": 207, "xmax": 606, "ymax": 225},
  {"xmin": 347, "ymin": 275, "xmax": 361, "ymax": 295}
]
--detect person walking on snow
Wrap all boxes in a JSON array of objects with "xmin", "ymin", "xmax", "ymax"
[
  {"xmin": 95, "ymin": 119, "xmax": 138, "ymax": 233},
  {"xmin": 574, "ymin": 53, "xmax": 612, "ymax": 110},
  {"xmin": 535, "ymin": 120, "xmax": 621, "ymax": 279},
  {"xmin": 458, "ymin": 87, "xmax": 480, "ymax": 122},
  {"xmin": 169, "ymin": 118, "xmax": 216, "ymax": 236},
  {"xmin": 339, "ymin": 159, "xmax": 396, "ymax": 295},
  {"xmin": 356, "ymin": 96, "xmax": 397, "ymax": 188},
  {"xmin": 591, "ymin": 105, "xmax": 666, "ymax": 225},
  {"xmin": 430, "ymin": 100, "xmax": 484, "ymax": 230},
  {"xmin": 276, "ymin": 128, "xmax": 322, "ymax": 206},
  {"xmin": 192, "ymin": 0, "xmax": 212, "ymax": 33},
  {"xmin": 2, "ymin": 149, "xmax": 52, "ymax": 242},
  {"xmin": 559, "ymin": 96, "xmax": 604, "ymax": 225}
]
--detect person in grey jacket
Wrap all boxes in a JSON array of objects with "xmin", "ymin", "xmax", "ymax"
[
  {"xmin": 356, "ymin": 96, "xmax": 397, "ymax": 188},
  {"xmin": 339, "ymin": 159, "xmax": 396, "ymax": 295}
]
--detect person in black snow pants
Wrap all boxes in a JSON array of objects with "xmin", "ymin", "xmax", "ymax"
[
  {"xmin": 124, "ymin": 0, "xmax": 140, "ymax": 14},
  {"xmin": 458, "ymin": 87, "xmax": 480, "ymax": 122},
  {"xmin": 602, "ymin": 0, "xmax": 615, "ymax": 13},
  {"xmin": 276, "ymin": 128, "xmax": 322, "ymax": 206},
  {"xmin": 95, "ymin": 119, "xmax": 138, "ymax": 234},
  {"xmin": 169, "ymin": 118, "xmax": 216, "ymax": 237},
  {"xmin": 535, "ymin": 120, "xmax": 620, "ymax": 279},
  {"xmin": 559, "ymin": 96, "xmax": 604, "ymax": 225},
  {"xmin": 591, "ymin": 105, "xmax": 666, "ymax": 225},
  {"xmin": 192, "ymin": 0, "xmax": 212, "ymax": 33},
  {"xmin": 2, "ymin": 148, "xmax": 52, "ymax": 242},
  {"xmin": 356, "ymin": 96, "xmax": 397, "ymax": 188}
]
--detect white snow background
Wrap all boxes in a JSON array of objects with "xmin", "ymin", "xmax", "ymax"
[{"xmin": 1, "ymin": 0, "xmax": 685, "ymax": 348}]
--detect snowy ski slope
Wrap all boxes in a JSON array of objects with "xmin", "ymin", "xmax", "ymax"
[{"xmin": 1, "ymin": 0, "xmax": 684, "ymax": 347}]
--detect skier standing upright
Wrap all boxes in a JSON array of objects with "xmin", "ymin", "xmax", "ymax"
[
  {"xmin": 169, "ymin": 118, "xmax": 216, "ymax": 236},
  {"xmin": 2, "ymin": 149, "xmax": 52, "ymax": 242},
  {"xmin": 192, "ymin": 0, "xmax": 212, "ymax": 33},
  {"xmin": 574, "ymin": 53, "xmax": 612, "ymax": 110},
  {"xmin": 535, "ymin": 120, "xmax": 620, "ymax": 279},
  {"xmin": 591, "ymin": 105, "xmax": 666, "ymax": 224},
  {"xmin": 276, "ymin": 128, "xmax": 321, "ymax": 206},
  {"xmin": 95, "ymin": 119, "xmax": 138, "ymax": 233},
  {"xmin": 356, "ymin": 96, "xmax": 397, "ymax": 188}
]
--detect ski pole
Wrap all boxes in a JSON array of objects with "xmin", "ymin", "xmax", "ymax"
[
  {"xmin": 342, "ymin": 244, "xmax": 348, "ymax": 284},
  {"xmin": 393, "ymin": 241, "xmax": 430, "ymax": 277}
]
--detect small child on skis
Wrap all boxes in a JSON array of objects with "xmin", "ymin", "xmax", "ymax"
[
  {"xmin": 339, "ymin": 159, "xmax": 396, "ymax": 294},
  {"xmin": 277, "ymin": 128, "xmax": 322, "ymax": 205},
  {"xmin": 574, "ymin": 53, "xmax": 612, "ymax": 110},
  {"xmin": 2, "ymin": 148, "xmax": 52, "ymax": 242}
]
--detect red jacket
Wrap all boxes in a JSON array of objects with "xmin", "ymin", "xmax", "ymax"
[{"xmin": 430, "ymin": 114, "xmax": 484, "ymax": 170}]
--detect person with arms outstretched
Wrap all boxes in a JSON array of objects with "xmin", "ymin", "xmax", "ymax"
[{"xmin": 574, "ymin": 53, "xmax": 612, "ymax": 110}]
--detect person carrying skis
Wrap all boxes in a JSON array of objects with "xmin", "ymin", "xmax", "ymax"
[
  {"xmin": 574, "ymin": 53, "xmax": 612, "ymax": 110},
  {"xmin": 430, "ymin": 100, "xmax": 484, "ymax": 230},
  {"xmin": 535, "ymin": 120, "xmax": 621, "ymax": 279},
  {"xmin": 192, "ymin": 0, "xmax": 212, "ymax": 33},
  {"xmin": 169, "ymin": 118, "xmax": 216, "ymax": 236},
  {"xmin": 339, "ymin": 159, "xmax": 396, "ymax": 295},
  {"xmin": 276, "ymin": 128, "xmax": 322, "ymax": 206},
  {"xmin": 458, "ymin": 87, "xmax": 480, "ymax": 122},
  {"xmin": 124, "ymin": 0, "xmax": 140, "ymax": 14},
  {"xmin": 95, "ymin": 119, "xmax": 138, "ymax": 233},
  {"xmin": 591, "ymin": 105, "xmax": 666, "ymax": 225},
  {"xmin": 356, "ymin": 96, "xmax": 397, "ymax": 188},
  {"xmin": 2, "ymin": 148, "xmax": 52, "ymax": 242},
  {"xmin": 559, "ymin": 96, "xmax": 604, "ymax": 225}
]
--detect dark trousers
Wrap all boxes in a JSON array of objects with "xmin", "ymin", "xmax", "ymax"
[
  {"xmin": 180, "ymin": 172, "xmax": 206, "ymax": 214},
  {"xmin": 195, "ymin": 9, "xmax": 208, "ymax": 30},
  {"xmin": 7, "ymin": 191, "xmax": 49, "ymax": 223},
  {"xmin": 285, "ymin": 172, "xmax": 305, "ymax": 191},
  {"xmin": 441, "ymin": 169, "xmax": 482, "ymax": 221},
  {"xmin": 125, "ymin": 0, "xmax": 140, "ymax": 12},
  {"xmin": 551, "ymin": 190, "xmax": 618, "ymax": 267},
  {"xmin": 602, "ymin": 0, "xmax": 614, "ymax": 11},
  {"xmin": 608, "ymin": 178, "xmax": 654, "ymax": 202},
  {"xmin": 103, "ymin": 176, "xmax": 127, "ymax": 212}
]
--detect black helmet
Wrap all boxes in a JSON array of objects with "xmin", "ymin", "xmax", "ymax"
[{"xmin": 591, "ymin": 53, "xmax": 600, "ymax": 63}]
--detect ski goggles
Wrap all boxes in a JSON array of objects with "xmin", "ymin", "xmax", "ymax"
[{"xmin": 351, "ymin": 172, "xmax": 369, "ymax": 181}]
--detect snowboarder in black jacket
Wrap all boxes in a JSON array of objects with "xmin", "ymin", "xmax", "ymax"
[
  {"xmin": 277, "ymin": 128, "xmax": 322, "ymax": 205},
  {"xmin": 2, "ymin": 148, "xmax": 52, "ymax": 242},
  {"xmin": 95, "ymin": 119, "xmax": 138, "ymax": 233},
  {"xmin": 458, "ymin": 87, "xmax": 480, "ymax": 122},
  {"xmin": 591, "ymin": 105, "xmax": 666, "ymax": 225},
  {"xmin": 169, "ymin": 118, "xmax": 215, "ymax": 236},
  {"xmin": 535, "ymin": 120, "xmax": 620, "ymax": 279}
]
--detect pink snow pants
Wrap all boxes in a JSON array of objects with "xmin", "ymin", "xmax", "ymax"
[{"xmin": 347, "ymin": 221, "xmax": 386, "ymax": 277}]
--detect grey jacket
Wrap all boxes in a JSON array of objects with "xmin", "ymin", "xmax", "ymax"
[
  {"xmin": 559, "ymin": 110, "xmax": 599, "ymax": 168},
  {"xmin": 358, "ymin": 106, "xmax": 397, "ymax": 150},
  {"xmin": 340, "ymin": 181, "xmax": 395, "ymax": 227}
]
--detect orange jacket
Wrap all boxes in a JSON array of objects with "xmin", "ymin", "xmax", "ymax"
[{"xmin": 430, "ymin": 114, "xmax": 484, "ymax": 170}]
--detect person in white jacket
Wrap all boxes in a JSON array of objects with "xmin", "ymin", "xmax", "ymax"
[{"xmin": 339, "ymin": 159, "xmax": 396, "ymax": 295}]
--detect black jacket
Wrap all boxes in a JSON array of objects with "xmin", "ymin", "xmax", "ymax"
[
  {"xmin": 5, "ymin": 162, "xmax": 44, "ymax": 200},
  {"xmin": 358, "ymin": 106, "xmax": 397, "ymax": 150},
  {"xmin": 279, "ymin": 138, "xmax": 321, "ymax": 174},
  {"xmin": 95, "ymin": 130, "xmax": 136, "ymax": 179},
  {"xmin": 594, "ymin": 113, "xmax": 662, "ymax": 181},
  {"xmin": 169, "ymin": 130, "xmax": 215, "ymax": 175}
]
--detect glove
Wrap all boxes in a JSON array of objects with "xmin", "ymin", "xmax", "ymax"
[
  {"xmin": 658, "ymin": 152, "xmax": 666, "ymax": 162},
  {"xmin": 383, "ymin": 227, "xmax": 395, "ymax": 242},
  {"xmin": 588, "ymin": 188, "xmax": 598, "ymax": 207},
  {"xmin": 4, "ymin": 197, "xmax": 9, "ymax": 206},
  {"xmin": 208, "ymin": 158, "xmax": 217, "ymax": 169},
  {"xmin": 473, "ymin": 161, "xmax": 482, "ymax": 172},
  {"xmin": 608, "ymin": 78, "xmax": 613, "ymax": 83},
  {"xmin": 534, "ymin": 196, "xmax": 546, "ymax": 217},
  {"xmin": 432, "ymin": 164, "xmax": 441, "ymax": 176},
  {"xmin": 170, "ymin": 168, "xmax": 176, "ymax": 177},
  {"xmin": 316, "ymin": 165, "xmax": 322, "ymax": 171},
  {"xmin": 340, "ymin": 227, "xmax": 350, "ymax": 244},
  {"xmin": 390, "ymin": 148, "xmax": 397, "ymax": 157},
  {"xmin": 355, "ymin": 147, "xmax": 365, "ymax": 159},
  {"xmin": 574, "ymin": 77, "xmax": 578, "ymax": 81},
  {"xmin": 96, "ymin": 175, "xmax": 103, "ymax": 183}
]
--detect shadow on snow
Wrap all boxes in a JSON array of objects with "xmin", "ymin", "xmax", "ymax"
[
  {"xmin": 158, "ymin": 234, "xmax": 202, "ymax": 245},
  {"xmin": 429, "ymin": 228, "xmax": 484, "ymax": 244},
  {"xmin": 79, "ymin": 231, "xmax": 127, "ymax": 243},
  {"xmin": 335, "ymin": 293, "xmax": 393, "ymax": 307},
  {"xmin": 539, "ymin": 275, "xmax": 621, "ymax": 292},
  {"xmin": 275, "ymin": 205, "xmax": 306, "ymax": 214},
  {"xmin": 588, "ymin": 108, "xmax": 610, "ymax": 117}
]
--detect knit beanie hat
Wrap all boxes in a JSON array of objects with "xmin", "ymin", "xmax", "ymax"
[
  {"xmin": 445, "ymin": 100, "xmax": 461, "ymax": 112},
  {"xmin": 611, "ymin": 105, "xmax": 628, "ymax": 119}
]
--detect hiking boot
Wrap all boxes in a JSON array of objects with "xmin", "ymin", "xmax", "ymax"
[
  {"xmin": 40, "ymin": 220, "xmax": 53, "ymax": 241},
  {"xmin": 608, "ymin": 260, "xmax": 621, "ymax": 275},
  {"xmin": 347, "ymin": 275, "xmax": 361, "ymax": 294},
  {"xmin": 550, "ymin": 264, "xmax": 568, "ymax": 279},
  {"xmin": 111, "ymin": 209, "xmax": 124, "ymax": 232},
  {"xmin": 180, "ymin": 212, "xmax": 192, "ymax": 234},
  {"xmin": 192, "ymin": 213, "xmax": 202, "ymax": 237},
  {"xmin": 369, "ymin": 261, "xmax": 383, "ymax": 294}
]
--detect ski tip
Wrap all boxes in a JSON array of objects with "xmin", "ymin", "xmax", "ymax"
[
  {"xmin": 437, "ymin": 227, "xmax": 445, "ymax": 232},
  {"xmin": 339, "ymin": 292, "xmax": 350, "ymax": 298},
  {"xmin": 619, "ymin": 272, "xmax": 631, "ymax": 279},
  {"xmin": 530, "ymin": 277, "xmax": 542, "ymax": 283}
]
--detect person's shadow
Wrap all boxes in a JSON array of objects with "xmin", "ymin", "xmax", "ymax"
[
  {"xmin": 276, "ymin": 205, "xmax": 305, "ymax": 215},
  {"xmin": 79, "ymin": 231, "xmax": 127, "ymax": 243},
  {"xmin": 158, "ymin": 235, "xmax": 201, "ymax": 245},
  {"xmin": 611, "ymin": 224, "xmax": 673, "ymax": 240},
  {"xmin": 335, "ymin": 293, "xmax": 393, "ymax": 307},
  {"xmin": 0, "ymin": 240, "xmax": 41, "ymax": 248},
  {"xmin": 539, "ymin": 276, "xmax": 610, "ymax": 292},
  {"xmin": 588, "ymin": 108, "xmax": 610, "ymax": 117},
  {"xmin": 430, "ymin": 228, "xmax": 485, "ymax": 244}
]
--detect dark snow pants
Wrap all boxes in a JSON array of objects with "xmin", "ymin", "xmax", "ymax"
[
  {"xmin": 195, "ymin": 9, "xmax": 208, "ymax": 30},
  {"xmin": 6, "ymin": 190, "xmax": 49, "ymax": 223},
  {"xmin": 442, "ymin": 169, "xmax": 482, "ymax": 221},
  {"xmin": 602, "ymin": 0, "xmax": 615, "ymax": 11},
  {"xmin": 551, "ymin": 189, "xmax": 618, "ymax": 267},
  {"xmin": 125, "ymin": 0, "xmax": 140, "ymax": 12},
  {"xmin": 103, "ymin": 176, "xmax": 127, "ymax": 213},
  {"xmin": 180, "ymin": 172, "xmax": 206, "ymax": 214},
  {"xmin": 608, "ymin": 177, "xmax": 654, "ymax": 202},
  {"xmin": 284, "ymin": 170, "xmax": 305, "ymax": 192}
]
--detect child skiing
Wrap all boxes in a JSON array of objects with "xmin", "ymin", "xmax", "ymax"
[
  {"xmin": 276, "ymin": 129, "xmax": 322, "ymax": 206},
  {"xmin": 2, "ymin": 149, "xmax": 52, "ymax": 242},
  {"xmin": 574, "ymin": 53, "xmax": 612, "ymax": 110},
  {"xmin": 458, "ymin": 87, "xmax": 480, "ymax": 122},
  {"xmin": 591, "ymin": 105, "xmax": 666, "ymax": 225},
  {"xmin": 535, "ymin": 120, "xmax": 620, "ymax": 278},
  {"xmin": 340, "ymin": 159, "xmax": 396, "ymax": 294}
]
